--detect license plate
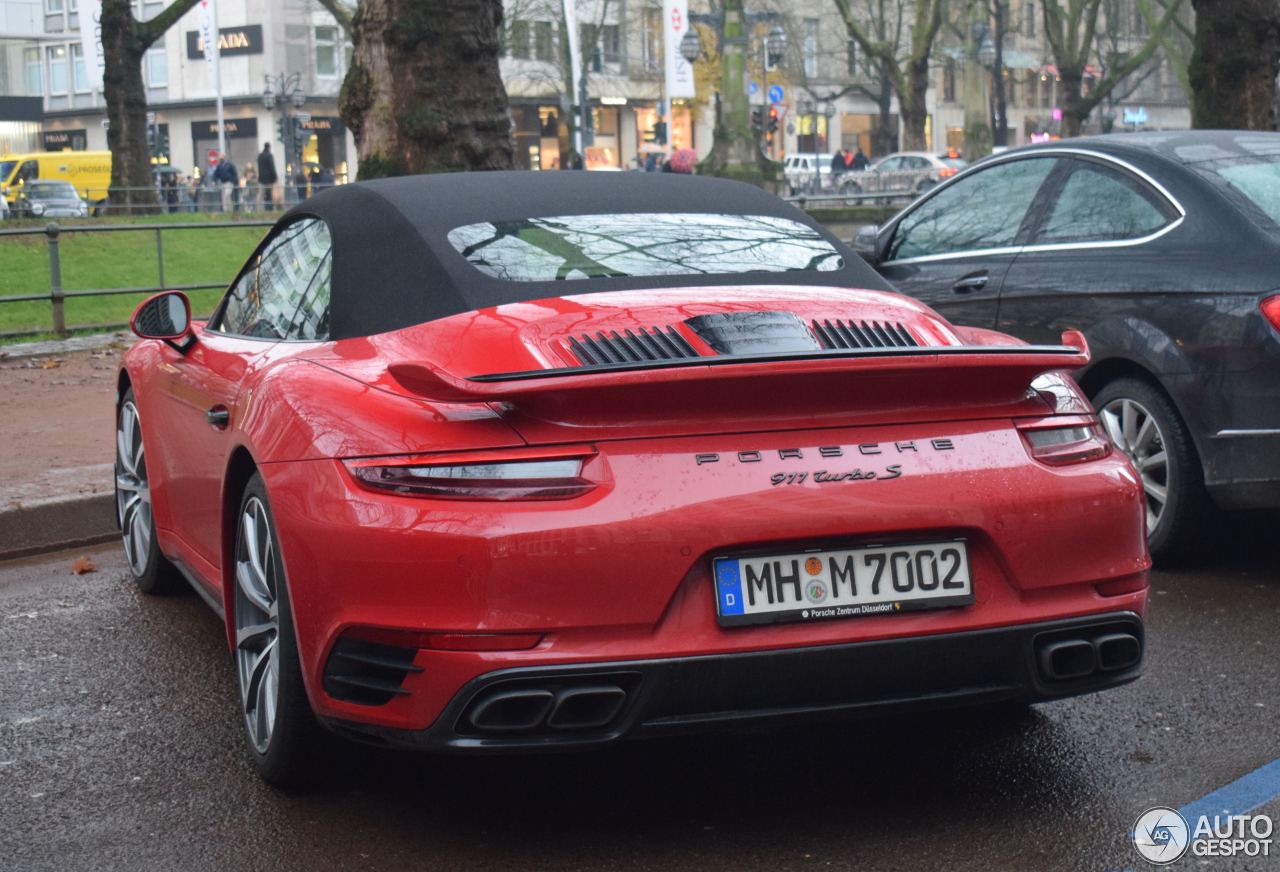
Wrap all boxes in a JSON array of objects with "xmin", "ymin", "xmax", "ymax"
[{"xmin": 713, "ymin": 540, "xmax": 974, "ymax": 627}]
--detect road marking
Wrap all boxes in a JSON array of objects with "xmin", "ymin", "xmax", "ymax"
[{"xmin": 1179, "ymin": 757, "xmax": 1280, "ymax": 824}]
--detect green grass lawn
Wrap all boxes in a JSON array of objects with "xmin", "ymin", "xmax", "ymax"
[{"xmin": 0, "ymin": 214, "xmax": 270, "ymax": 337}]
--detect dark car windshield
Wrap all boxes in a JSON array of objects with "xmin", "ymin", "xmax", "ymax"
[
  {"xmin": 447, "ymin": 213, "xmax": 845, "ymax": 282},
  {"xmin": 0, "ymin": 160, "xmax": 16, "ymax": 183}
]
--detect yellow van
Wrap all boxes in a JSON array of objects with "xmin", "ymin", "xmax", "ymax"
[{"xmin": 0, "ymin": 151, "xmax": 112, "ymax": 206}]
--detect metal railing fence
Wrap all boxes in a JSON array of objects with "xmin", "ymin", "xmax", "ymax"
[{"xmin": 0, "ymin": 220, "xmax": 272, "ymax": 338}]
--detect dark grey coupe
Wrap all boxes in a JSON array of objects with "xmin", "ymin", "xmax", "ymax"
[{"xmin": 854, "ymin": 131, "xmax": 1280, "ymax": 562}]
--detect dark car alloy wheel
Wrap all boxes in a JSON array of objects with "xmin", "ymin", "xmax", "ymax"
[
  {"xmin": 1099, "ymin": 397, "xmax": 1168, "ymax": 536},
  {"xmin": 1093, "ymin": 377, "xmax": 1207, "ymax": 564}
]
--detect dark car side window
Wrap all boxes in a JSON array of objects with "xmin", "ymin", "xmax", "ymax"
[
  {"xmin": 216, "ymin": 218, "xmax": 332, "ymax": 340},
  {"xmin": 886, "ymin": 157, "xmax": 1058, "ymax": 261},
  {"xmin": 1033, "ymin": 161, "xmax": 1175, "ymax": 244}
]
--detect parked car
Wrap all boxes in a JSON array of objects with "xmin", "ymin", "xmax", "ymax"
[
  {"xmin": 783, "ymin": 153, "xmax": 834, "ymax": 194},
  {"xmin": 853, "ymin": 131, "xmax": 1280, "ymax": 562},
  {"xmin": 0, "ymin": 149, "xmax": 110, "ymax": 211},
  {"xmin": 14, "ymin": 180, "xmax": 89, "ymax": 218},
  {"xmin": 119, "ymin": 172, "xmax": 1146, "ymax": 785},
  {"xmin": 839, "ymin": 152, "xmax": 968, "ymax": 201}
]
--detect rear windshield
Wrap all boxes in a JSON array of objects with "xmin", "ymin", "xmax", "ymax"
[
  {"xmin": 447, "ymin": 213, "xmax": 845, "ymax": 282},
  {"xmin": 940, "ymin": 157, "xmax": 968, "ymax": 170},
  {"xmin": 1211, "ymin": 160, "xmax": 1280, "ymax": 228},
  {"xmin": 28, "ymin": 182, "xmax": 76, "ymax": 197}
]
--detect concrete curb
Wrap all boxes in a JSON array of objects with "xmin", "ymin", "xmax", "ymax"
[{"xmin": 0, "ymin": 492, "xmax": 117, "ymax": 561}]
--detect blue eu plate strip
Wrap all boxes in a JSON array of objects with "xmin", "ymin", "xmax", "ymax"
[{"xmin": 715, "ymin": 559, "xmax": 744, "ymax": 616}]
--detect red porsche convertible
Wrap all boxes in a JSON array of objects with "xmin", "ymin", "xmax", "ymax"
[{"xmin": 117, "ymin": 173, "xmax": 1149, "ymax": 784}]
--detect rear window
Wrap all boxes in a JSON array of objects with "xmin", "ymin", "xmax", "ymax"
[
  {"xmin": 1212, "ymin": 161, "xmax": 1280, "ymax": 227},
  {"xmin": 28, "ymin": 182, "xmax": 76, "ymax": 197},
  {"xmin": 940, "ymin": 157, "xmax": 968, "ymax": 170},
  {"xmin": 447, "ymin": 213, "xmax": 845, "ymax": 282}
]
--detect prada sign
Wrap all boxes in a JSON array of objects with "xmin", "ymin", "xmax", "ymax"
[
  {"xmin": 299, "ymin": 116, "xmax": 345, "ymax": 134},
  {"xmin": 185, "ymin": 24, "xmax": 264, "ymax": 59},
  {"xmin": 190, "ymin": 117, "xmax": 259, "ymax": 140},
  {"xmin": 41, "ymin": 128, "xmax": 87, "ymax": 151}
]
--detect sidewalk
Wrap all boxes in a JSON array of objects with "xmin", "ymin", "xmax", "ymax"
[{"xmin": 0, "ymin": 341, "xmax": 126, "ymax": 558}]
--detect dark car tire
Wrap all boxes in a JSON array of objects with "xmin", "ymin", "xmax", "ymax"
[
  {"xmin": 233, "ymin": 472, "xmax": 327, "ymax": 788},
  {"xmin": 842, "ymin": 182, "xmax": 863, "ymax": 205},
  {"xmin": 1092, "ymin": 377, "xmax": 1209, "ymax": 565},
  {"xmin": 116, "ymin": 389, "xmax": 184, "ymax": 595}
]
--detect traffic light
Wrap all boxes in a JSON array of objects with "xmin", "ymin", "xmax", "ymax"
[
  {"xmin": 276, "ymin": 117, "xmax": 287, "ymax": 145},
  {"xmin": 651, "ymin": 120, "xmax": 668, "ymax": 145},
  {"xmin": 291, "ymin": 118, "xmax": 307, "ymax": 159},
  {"xmin": 768, "ymin": 107, "xmax": 779, "ymax": 135},
  {"xmin": 751, "ymin": 107, "xmax": 763, "ymax": 134}
]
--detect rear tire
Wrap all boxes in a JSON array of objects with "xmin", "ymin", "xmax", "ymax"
[
  {"xmin": 1092, "ymin": 377, "xmax": 1209, "ymax": 565},
  {"xmin": 116, "ymin": 389, "xmax": 183, "ymax": 594},
  {"xmin": 233, "ymin": 472, "xmax": 327, "ymax": 787}
]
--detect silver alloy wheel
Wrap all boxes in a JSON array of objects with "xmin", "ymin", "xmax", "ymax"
[
  {"xmin": 234, "ymin": 497, "xmax": 280, "ymax": 755},
  {"xmin": 1100, "ymin": 397, "xmax": 1169, "ymax": 535},
  {"xmin": 115, "ymin": 400, "xmax": 152, "ymax": 576}
]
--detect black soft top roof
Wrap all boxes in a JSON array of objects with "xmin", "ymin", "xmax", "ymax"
[{"xmin": 281, "ymin": 171, "xmax": 890, "ymax": 340}]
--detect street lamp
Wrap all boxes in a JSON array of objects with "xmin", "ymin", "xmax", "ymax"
[
  {"xmin": 766, "ymin": 25, "xmax": 786, "ymax": 69},
  {"xmin": 679, "ymin": 29, "xmax": 702, "ymax": 65},
  {"xmin": 262, "ymin": 73, "xmax": 307, "ymax": 183},
  {"xmin": 978, "ymin": 36, "xmax": 997, "ymax": 69}
]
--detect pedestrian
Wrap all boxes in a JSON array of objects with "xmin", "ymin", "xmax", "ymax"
[
  {"xmin": 852, "ymin": 146, "xmax": 869, "ymax": 170},
  {"xmin": 831, "ymin": 147, "xmax": 850, "ymax": 176},
  {"xmin": 213, "ymin": 153, "xmax": 238, "ymax": 213},
  {"xmin": 242, "ymin": 164, "xmax": 260, "ymax": 213},
  {"xmin": 293, "ymin": 166, "xmax": 308, "ymax": 203},
  {"xmin": 566, "ymin": 151, "xmax": 584, "ymax": 170},
  {"xmin": 257, "ymin": 142, "xmax": 278, "ymax": 211}
]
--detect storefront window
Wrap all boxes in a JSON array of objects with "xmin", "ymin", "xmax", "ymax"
[
  {"xmin": 670, "ymin": 103, "xmax": 693, "ymax": 152},
  {"xmin": 46, "ymin": 46, "xmax": 68, "ymax": 95},
  {"xmin": 534, "ymin": 21, "xmax": 554, "ymax": 61},
  {"xmin": 72, "ymin": 44, "xmax": 88, "ymax": 92},
  {"xmin": 144, "ymin": 45, "xmax": 167, "ymax": 88},
  {"xmin": 315, "ymin": 26, "xmax": 338, "ymax": 77},
  {"xmin": 24, "ymin": 48, "xmax": 41, "ymax": 95}
]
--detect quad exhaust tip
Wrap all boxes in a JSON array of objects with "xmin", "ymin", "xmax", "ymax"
[
  {"xmin": 466, "ymin": 682, "xmax": 631, "ymax": 734},
  {"xmin": 1036, "ymin": 627, "xmax": 1142, "ymax": 683}
]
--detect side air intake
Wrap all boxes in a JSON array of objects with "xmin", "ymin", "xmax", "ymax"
[
  {"xmin": 811, "ymin": 319, "xmax": 919, "ymax": 350},
  {"xmin": 568, "ymin": 327, "xmax": 699, "ymax": 366}
]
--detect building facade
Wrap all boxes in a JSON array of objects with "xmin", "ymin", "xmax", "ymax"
[{"xmin": 2, "ymin": 0, "xmax": 354, "ymax": 188}]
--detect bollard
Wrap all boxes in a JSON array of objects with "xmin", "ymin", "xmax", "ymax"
[{"xmin": 46, "ymin": 222, "xmax": 66, "ymax": 337}]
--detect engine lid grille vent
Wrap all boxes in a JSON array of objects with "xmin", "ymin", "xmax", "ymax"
[
  {"xmin": 568, "ymin": 327, "xmax": 699, "ymax": 366},
  {"xmin": 811, "ymin": 319, "xmax": 919, "ymax": 350}
]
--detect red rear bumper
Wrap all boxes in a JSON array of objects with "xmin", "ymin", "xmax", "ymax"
[{"xmin": 260, "ymin": 418, "xmax": 1149, "ymax": 737}]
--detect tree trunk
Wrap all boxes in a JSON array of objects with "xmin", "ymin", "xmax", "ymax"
[
  {"xmin": 700, "ymin": 0, "xmax": 773, "ymax": 183},
  {"xmin": 101, "ymin": 0, "xmax": 155, "ymax": 211},
  {"xmin": 901, "ymin": 51, "xmax": 930, "ymax": 151},
  {"xmin": 872, "ymin": 68, "xmax": 896, "ymax": 157},
  {"xmin": 1060, "ymin": 65, "xmax": 1086, "ymax": 137},
  {"xmin": 1189, "ymin": 0, "xmax": 1280, "ymax": 130},
  {"xmin": 340, "ymin": 0, "xmax": 514, "ymax": 177}
]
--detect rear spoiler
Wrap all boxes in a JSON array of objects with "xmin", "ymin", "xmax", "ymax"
[{"xmin": 388, "ymin": 330, "xmax": 1089, "ymax": 405}]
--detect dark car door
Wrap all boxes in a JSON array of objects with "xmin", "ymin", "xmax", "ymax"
[
  {"xmin": 995, "ymin": 155, "xmax": 1183, "ymax": 346},
  {"xmin": 876, "ymin": 155, "xmax": 1064, "ymax": 327}
]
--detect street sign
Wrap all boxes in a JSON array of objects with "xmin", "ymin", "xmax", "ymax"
[
  {"xmin": 768, "ymin": 84, "xmax": 784, "ymax": 104},
  {"xmin": 294, "ymin": 112, "xmax": 311, "ymax": 123},
  {"xmin": 748, "ymin": 81, "xmax": 759, "ymax": 97},
  {"xmin": 207, "ymin": 148, "xmax": 219, "ymax": 163}
]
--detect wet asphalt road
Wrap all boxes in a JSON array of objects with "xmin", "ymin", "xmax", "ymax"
[{"xmin": 2, "ymin": 517, "xmax": 1279, "ymax": 872}]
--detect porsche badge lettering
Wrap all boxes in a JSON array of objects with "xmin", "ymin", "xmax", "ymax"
[{"xmin": 693, "ymin": 439, "xmax": 956, "ymax": 486}]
